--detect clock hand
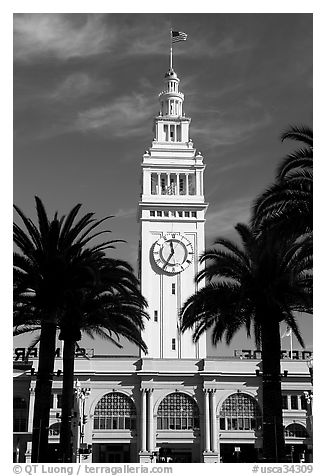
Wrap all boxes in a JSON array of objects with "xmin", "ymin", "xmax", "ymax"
[{"xmin": 163, "ymin": 249, "xmax": 175, "ymax": 268}]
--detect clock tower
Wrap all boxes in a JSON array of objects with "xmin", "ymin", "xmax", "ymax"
[{"xmin": 138, "ymin": 63, "xmax": 208, "ymax": 359}]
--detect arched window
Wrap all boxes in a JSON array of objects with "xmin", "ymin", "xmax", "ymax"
[
  {"xmin": 219, "ymin": 393, "xmax": 262, "ymax": 431},
  {"xmin": 157, "ymin": 392, "xmax": 199, "ymax": 430},
  {"xmin": 284, "ymin": 423, "xmax": 309, "ymax": 438},
  {"xmin": 93, "ymin": 392, "xmax": 136, "ymax": 430},
  {"xmin": 49, "ymin": 422, "xmax": 61, "ymax": 437},
  {"xmin": 13, "ymin": 397, "xmax": 28, "ymax": 432}
]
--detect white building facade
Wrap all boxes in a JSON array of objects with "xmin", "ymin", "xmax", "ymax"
[
  {"xmin": 14, "ymin": 353, "xmax": 313, "ymax": 463},
  {"xmin": 13, "ymin": 63, "xmax": 313, "ymax": 464}
]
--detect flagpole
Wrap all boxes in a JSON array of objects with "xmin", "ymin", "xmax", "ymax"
[{"xmin": 170, "ymin": 28, "xmax": 173, "ymax": 69}]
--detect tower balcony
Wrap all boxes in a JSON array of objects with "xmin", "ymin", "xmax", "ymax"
[
  {"xmin": 159, "ymin": 90, "xmax": 184, "ymax": 101},
  {"xmin": 154, "ymin": 115, "xmax": 191, "ymax": 122}
]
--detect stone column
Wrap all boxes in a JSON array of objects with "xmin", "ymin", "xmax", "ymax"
[
  {"xmin": 210, "ymin": 390, "xmax": 217, "ymax": 452},
  {"xmin": 185, "ymin": 174, "xmax": 189, "ymax": 195},
  {"xmin": 147, "ymin": 389, "xmax": 154, "ymax": 453},
  {"xmin": 141, "ymin": 389, "xmax": 147, "ymax": 452},
  {"xmin": 204, "ymin": 389, "xmax": 210, "ymax": 452},
  {"xmin": 176, "ymin": 173, "xmax": 180, "ymax": 195}
]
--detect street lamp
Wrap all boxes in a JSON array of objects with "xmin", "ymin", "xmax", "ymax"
[
  {"xmin": 303, "ymin": 356, "xmax": 313, "ymax": 462},
  {"xmin": 74, "ymin": 379, "xmax": 91, "ymax": 462}
]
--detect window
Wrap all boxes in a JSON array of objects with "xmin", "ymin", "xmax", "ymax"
[
  {"xmin": 170, "ymin": 174, "xmax": 177, "ymax": 194},
  {"xmin": 172, "ymin": 283, "xmax": 176, "ymax": 295},
  {"xmin": 151, "ymin": 173, "xmax": 158, "ymax": 195},
  {"xmin": 191, "ymin": 212, "xmax": 197, "ymax": 218},
  {"xmin": 150, "ymin": 211, "xmax": 155, "ymax": 217},
  {"xmin": 57, "ymin": 394, "xmax": 62, "ymax": 408},
  {"xmin": 154, "ymin": 310, "xmax": 158, "ymax": 322},
  {"xmin": 185, "ymin": 211, "xmax": 190, "ymax": 218},
  {"xmin": 284, "ymin": 423, "xmax": 309, "ymax": 438},
  {"xmin": 13, "ymin": 397, "xmax": 28, "ymax": 432},
  {"xmin": 300, "ymin": 395, "xmax": 307, "ymax": 411},
  {"xmin": 93, "ymin": 393, "xmax": 136, "ymax": 430},
  {"xmin": 164, "ymin": 211, "xmax": 169, "ymax": 217},
  {"xmin": 290, "ymin": 396, "xmax": 298, "ymax": 410},
  {"xmin": 161, "ymin": 174, "xmax": 167, "ymax": 194},
  {"xmin": 219, "ymin": 393, "xmax": 262, "ymax": 432},
  {"xmin": 177, "ymin": 124, "xmax": 181, "ymax": 141},
  {"xmin": 188, "ymin": 174, "xmax": 196, "ymax": 195},
  {"xmin": 179, "ymin": 176, "xmax": 185, "ymax": 194},
  {"xmin": 178, "ymin": 211, "xmax": 183, "ymax": 217},
  {"xmin": 157, "ymin": 211, "xmax": 162, "ymax": 217},
  {"xmin": 171, "ymin": 211, "xmax": 176, "ymax": 217},
  {"xmin": 282, "ymin": 395, "xmax": 288, "ymax": 409},
  {"xmin": 157, "ymin": 392, "xmax": 200, "ymax": 431},
  {"xmin": 172, "ymin": 339, "xmax": 176, "ymax": 350}
]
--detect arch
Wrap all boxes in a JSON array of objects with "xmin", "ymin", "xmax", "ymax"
[
  {"xmin": 93, "ymin": 392, "xmax": 136, "ymax": 431},
  {"xmin": 157, "ymin": 392, "xmax": 200, "ymax": 430},
  {"xmin": 154, "ymin": 389, "xmax": 201, "ymax": 414},
  {"xmin": 13, "ymin": 397, "xmax": 28, "ymax": 432},
  {"xmin": 284, "ymin": 423, "xmax": 309, "ymax": 438},
  {"xmin": 216, "ymin": 389, "xmax": 259, "ymax": 413},
  {"xmin": 218, "ymin": 392, "xmax": 262, "ymax": 431},
  {"xmin": 90, "ymin": 388, "xmax": 137, "ymax": 415}
]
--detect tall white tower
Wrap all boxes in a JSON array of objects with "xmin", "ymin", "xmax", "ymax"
[{"xmin": 138, "ymin": 63, "xmax": 208, "ymax": 359}]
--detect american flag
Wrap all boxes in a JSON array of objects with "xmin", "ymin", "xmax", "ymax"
[{"xmin": 172, "ymin": 31, "xmax": 188, "ymax": 43}]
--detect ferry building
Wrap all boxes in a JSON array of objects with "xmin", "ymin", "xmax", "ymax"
[{"xmin": 13, "ymin": 58, "xmax": 313, "ymax": 464}]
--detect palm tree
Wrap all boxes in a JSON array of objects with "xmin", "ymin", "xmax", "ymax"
[
  {"xmin": 180, "ymin": 223, "xmax": 312, "ymax": 462},
  {"xmin": 58, "ymin": 257, "xmax": 148, "ymax": 462},
  {"xmin": 14, "ymin": 197, "xmax": 124, "ymax": 462},
  {"xmin": 253, "ymin": 125, "xmax": 313, "ymax": 238},
  {"xmin": 15, "ymin": 273, "xmax": 148, "ymax": 462}
]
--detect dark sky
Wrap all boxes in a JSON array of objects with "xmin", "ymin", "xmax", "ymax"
[{"xmin": 13, "ymin": 13, "xmax": 313, "ymax": 356}]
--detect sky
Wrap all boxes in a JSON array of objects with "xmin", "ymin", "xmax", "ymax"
[{"xmin": 12, "ymin": 12, "xmax": 313, "ymax": 357}]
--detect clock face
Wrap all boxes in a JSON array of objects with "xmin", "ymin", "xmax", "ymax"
[{"xmin": 153, "ymin": 233, "xmax": 194, "ymax": 274}]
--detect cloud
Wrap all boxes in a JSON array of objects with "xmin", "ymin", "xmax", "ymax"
[
  {"xmin": 50, "ymin": 73, "xmax": 109, "ymax": 102},
  {"xmin": 183, "ymin": 35, "xmax": 254, "ymax": 59},
  {"xmin": 205, "ymin": 197, "xmax": 252, "ymax": 239},
  {"xmin": 191, "ymin": 112, "xmax": 272, "ymax": 148},
  {"xmin": 112, "ymin": 208, "xmax": 137, "ymax": 219},
  {"xmin": 75, "ymin": 93, "xmax": 155, "ymax": 137},
  {"xmin": 14, "ymin": 14, "xmax": 115, "ymax": 62}
]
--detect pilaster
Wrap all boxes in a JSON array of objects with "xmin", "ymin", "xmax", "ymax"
[
  {"xmin": 139, "ymin": 388, "xmax": 153, "ymax": 463},
  {"xmin": 147, "ymin": 389, "xmax": 154, "ymax": 453},
  {"xmin": 202, "ymin": 388, "xmax": 220, "ymax": 463},
  {"xmin": 204, "ymin": 389, "xmax": 210, "ymax": 452}
]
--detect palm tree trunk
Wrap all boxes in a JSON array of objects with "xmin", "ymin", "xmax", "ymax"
[
  {"xmin": 59, "ymin": 338, "xmax": 76, "ymax": 462},
  {"xmin": 261, "ymin": 315, "xmax": 285, "ymax": 462},
  {"xmin": 31, "ymin": 321, "xmax": 57, "ymax": 462}
]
